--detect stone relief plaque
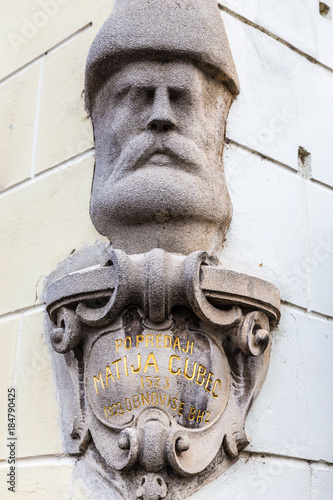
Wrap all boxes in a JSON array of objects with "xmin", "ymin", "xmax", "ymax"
[
  {"xmin": 45, "ymin": 1, "xmax": 281, "ymax": 499},
  {"xmin": 86, "ymin": 319, "xmax": 230, "ymax": 430}
]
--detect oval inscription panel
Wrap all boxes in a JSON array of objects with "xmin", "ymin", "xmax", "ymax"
[{"xmin": 86, "ymin": 324, "xmax": 230, "ymax": 430}]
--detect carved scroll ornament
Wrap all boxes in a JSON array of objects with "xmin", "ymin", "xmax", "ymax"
[
  {"xmin": 46, "ymin": 1, "xmax": 280, "ymax": 498},
  {"xmin": 46, "ymin": 249, "xmax": 279, "ymax": 498}
]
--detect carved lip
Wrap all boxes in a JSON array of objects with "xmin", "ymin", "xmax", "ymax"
[{"xmin": 145, "ymin": 152, "xmax": 174, "ymax": 166}]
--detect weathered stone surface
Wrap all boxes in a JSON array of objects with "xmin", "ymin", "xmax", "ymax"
[
  {"xmin": 46, "ymin": 245, "xmax": 279, "ymax": 498},
  {"xmin": 45, "ymin": 1, "xmax": 281, "ymax": 498},
  {"xmin": 86, "ymin": 0, "xmax": 239, "ymax": 256},
  {"xmin": 85, "ymin": 0, "xmax": 239, "ymax": 114}
]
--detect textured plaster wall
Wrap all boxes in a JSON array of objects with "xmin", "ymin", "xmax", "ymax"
[{"xmin": 0, "ymin": 1, "xmax": 332, "ymax": 499}]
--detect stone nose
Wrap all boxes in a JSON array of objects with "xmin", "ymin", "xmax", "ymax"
[{"xmin": 147, "ymin": 88, "xmax": 177, "ymax": 133}]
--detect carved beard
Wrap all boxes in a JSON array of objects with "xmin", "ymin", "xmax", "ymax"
[{"xmin": 90, "ymin": 131, "xmax": 232, "ymax": 255}]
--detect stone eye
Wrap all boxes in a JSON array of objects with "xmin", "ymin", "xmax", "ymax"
[
  {"xmin": 168, "ymin": 88, "xmax": 185, "ymax": 102},
  {"xmin": 143, "ymin": 87, "xmax": 155, "ymax": 102}
]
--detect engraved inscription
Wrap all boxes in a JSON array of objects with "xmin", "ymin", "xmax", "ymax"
[{"xmin": 86, "ymin": 326, "xmax": 230, "ymax": 429}]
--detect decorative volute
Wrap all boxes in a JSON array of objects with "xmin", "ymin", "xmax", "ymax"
[{"xmin": 45, "ymin": 1, "xmax": 280, "ymax": 499}]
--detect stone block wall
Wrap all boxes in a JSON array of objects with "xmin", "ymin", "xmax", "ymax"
[{"xmin": 0, "ymin": 1, "xmax": 332, "ymax": 498}]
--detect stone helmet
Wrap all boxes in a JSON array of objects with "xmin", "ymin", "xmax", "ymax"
[{"xmin": 85, "ymin": 0, "xmax": 239, "ymax": 115}]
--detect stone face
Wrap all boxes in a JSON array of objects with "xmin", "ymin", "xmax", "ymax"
[
  {"xmin": 45, "ymin": 1, "xmax": 281, "ymax": 498},
  {"xmin": 85, "ymin": 0, "xmax": 239, "ymax": 114},
  {"xmin": 90, "ymin": 60, "xmax": 233, "ymax": 255},
  {"xmin": 86, "ymin": 0, "xmax": 240, "ymax": 256}
]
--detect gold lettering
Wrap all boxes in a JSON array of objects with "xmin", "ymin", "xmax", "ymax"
[
  {"xmin": 131, "ymin": 353, "xmax": 141, "ymax": 374},
  {"xmin": 146, "ymin": 334, "xmax": 154, "ymax": 348},
  {"xmin": 212, "ymin": 379, "xmax": 222, "ymax": 399},
  {"xmin": 167, "ymin": 395, "xmax": 172, "ymax": 407},
  {"xmin": 93, "ymin": 372, "xmax": 105, "ymax": 395},
  {"xmin": 144, "ymin": 352, "xmax": 159, "ymax": 373},
  {"xmin": 169, "ymin": 355, "xmax": 181, "ymax": 375},
  {"xmin": 156, "ymin": 335, "xmax": 163, "ymax": 347},
  {"xmin": 205, "ymin": 412, "xmax": 211, "ymax": 423},
  {"xmin": 136, "ymin": 335, "xmax": 144, "ymax": 348},
  {"xmin": 104, "ymin": 407, "xmax": 108, "ymax": 419},
  {"xmin": 171, "ymin": 397, "xmax": 178, "ymax": 410},
  {"xmin": 184, "ymin": 359, "xmax": 197, "ymax": 381},
  {"xmin": 151, "ymin": 392, "xmax": 158, "ymax": 405},
  {"xmin": 182, "ymin": 341, "xmax": 190, "ymax": 354},
  {"xmin": 196, "ymin": 364, "xmax": 206, "ymax": 386},
  {"xmin": 188, "ymin": 406, "xmax": 196, "ymax": 421},
  {"xmin": 133, "ymin": 394, "xmax": 140, "ymax": 409},
  {"xmin": 178, "ymin": 401, "xmax": 185, "ymax": 415},
  {"xmin": 190, "ymin": 341, "xmax": 194, "ymax": 355},
  {"xmin": 155, "ymin": 376, "xmax": 160, "ymax": 387},
  {"xmin": 164, "ymin": 335, "xmax": 172, "ymax": 348},
  {"xmin": 124, "ymin": 337, "xmax": 132, "ymax": 350},
  {"xmin": 204, "ymin": 372, "xmax": 214, "ymax": 393},
  {"xmin": 123, "ymin": 356, "xmax": 129, "ymax": 376},
  {"xmin": 115, "ymin": 339, "xmax": 123, "ymax": 353},
  {"xmin": 105, "ymin": 366, "xmax": 115, "ymax": 387},
  {"xmin": 141, "ymin": 392, "xmax": 149, "ymax": 406},
  {"xmin": 125, "ymin": 398, "xmax": 132, "ymax": 412},
  {"xmin": 159, "ymin": 393, "xmax": 167, "ymax": 406},
  {"xmin": 173, "ymin": 337, "xmax": 181, "ymax": 351},
  {"xmin": 112, "ymin": 358, "xmax": 122, "ymax": 380},
  {"xmin": 196, "ymin": 410, "xmax": 205, "ymax": 423},
  {"xmin": 117, "ymin": 402, "xmax": 124, "ymax": 415}
]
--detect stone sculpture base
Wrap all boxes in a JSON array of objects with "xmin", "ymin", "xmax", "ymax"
[{"xmin": 45, "ymin": 243, "xmax": 280, "ymax": 500}]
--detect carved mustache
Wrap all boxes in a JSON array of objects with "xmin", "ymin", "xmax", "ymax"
[{"xmin": 109, "ymin": 132, "xmax": 209, "ymax": 183}]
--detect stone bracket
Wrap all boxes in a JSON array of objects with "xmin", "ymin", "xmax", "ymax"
[{"xmin": 46, "ymin": 248, "xmax": 280, "ymax": 498}]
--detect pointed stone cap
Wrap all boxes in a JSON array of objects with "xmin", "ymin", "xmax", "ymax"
[{"xmin": 85, "ymin": 0, "xmax": 239, "ymax": 114}]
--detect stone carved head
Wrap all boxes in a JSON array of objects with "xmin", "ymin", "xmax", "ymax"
[
  {"xmin": 46, "ymin": 3, "xmax": 281, "ymax": 498},
  {"xmin": 85, "ymin": 0, "xmax": 239, "ymax": 256}
]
